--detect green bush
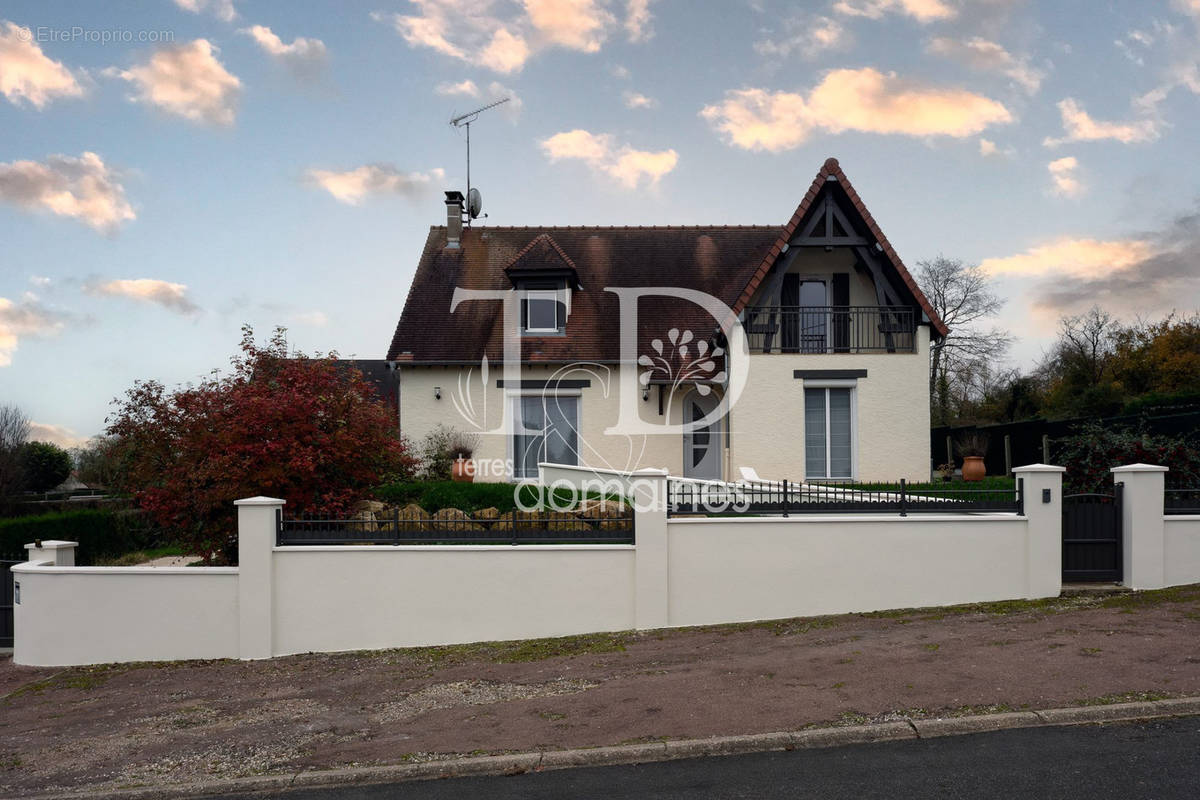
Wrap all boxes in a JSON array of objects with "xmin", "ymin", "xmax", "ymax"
[
  {"xmin": 373, "ymin": 481, "xmax": 619, "ymax": 513},
  {"xmin": 0, "ymin": 509, "xmax": 165, "ymax": 565},
  {"xmin": 19, "ymin": 441, "xmax": 72, "ymax": 493},
  {"xmin": 1056, "ymin": 423, "xmax": 1200, "ymax": 493}
]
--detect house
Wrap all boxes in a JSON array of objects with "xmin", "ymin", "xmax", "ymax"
[{"xmin": 385, "ymin": 158, "xmax": 947, "ymax": 483}]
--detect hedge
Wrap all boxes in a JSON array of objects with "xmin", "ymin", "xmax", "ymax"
[
  {"xmin": 373, "ymin": 481, "xmax": 620, "ymax": 514},
  {"xmin": 0, "ymin": 509, "xmax": 164, "ymax": 566}
]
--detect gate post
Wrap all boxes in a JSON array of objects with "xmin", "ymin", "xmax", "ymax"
[
  {"xmin": 1012, "ymin": 464, "xmax": 1065, "ymax": 599},
  {"xmin": 629, "ymin": 469, "xmax": 670, "ymax": 630},
  {"xmin": 1111, "ymin": 464, "xmax": 1168, "ymax": 590},
  {"xmin": 234, "ymin": 496, "xmax": 285, "ymax": 659}
]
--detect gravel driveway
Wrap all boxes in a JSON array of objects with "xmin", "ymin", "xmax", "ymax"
[{"xmin": 2, "ymin": 585, "xmax": 1199, "ymax": 797}]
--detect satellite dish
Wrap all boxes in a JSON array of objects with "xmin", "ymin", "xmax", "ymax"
[{"xmin": 467, "ymin": 187, "xmax": 483, "ymax": 219}]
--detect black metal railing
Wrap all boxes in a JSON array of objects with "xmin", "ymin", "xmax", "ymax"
[
  {"xmin": 276, "ymin": 507, "xmax": 634, "ymax": 546},
  {"xmin": 1165, "ymin": 488, "xmax": 1200, "ymax": 515},
  {"xmin": 742, "ymin": 306, "xmax": 916, "ymax": 354},
  {"xmin": 667, "ymin": 478, "xmax": 1023, "ymax": 517}
]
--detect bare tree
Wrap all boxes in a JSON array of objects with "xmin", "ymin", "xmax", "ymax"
[
  {"xmin": 916, "ymin": 256, "xmax": 1013, "ymax": 424},
  {"xmin": 0, "ymin": 403, "xmax": 31, "ymax": 497},
  {"xmin": 1051, "ymin": 306, "xmax": 1117, "ymax": 385}
]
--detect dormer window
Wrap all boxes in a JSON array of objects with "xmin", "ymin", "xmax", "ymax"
[
  {"xmin": 520, "ymin": 284, "xmax": 568, "ymax": 335},
  {"xmin": 503, "ymin": 233, "xmax": 580, "ymax": 336}
]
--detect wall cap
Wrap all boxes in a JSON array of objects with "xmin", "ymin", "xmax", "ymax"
[
  {"xmin": 1011, "ymin": 464, "xmax": 1066, "ymax": 473},
  {"xmin": 25, "ymin": 540, "xmax": 78, "ymax": 551},
  {"xmin": 1110, "ymin": 463, "xmax": 1170, "ymax": 473},
  {"xmin": 234, "ymin": 496, "xmax": 287, "ymax": 506}
]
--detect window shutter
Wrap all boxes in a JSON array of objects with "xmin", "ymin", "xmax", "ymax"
[{"xmin": 832, "ymin": 273, "xmax": 850, "ymax": 352}]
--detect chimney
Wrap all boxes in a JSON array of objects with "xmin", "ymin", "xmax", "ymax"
[{"xmin": 445, "ymin": 190, "xmax": 464, "ymax": 249}]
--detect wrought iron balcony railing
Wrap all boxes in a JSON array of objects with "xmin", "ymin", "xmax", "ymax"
[{"xmin": 741, "ymin": 305, "xmax": 916, "ymax": 354}]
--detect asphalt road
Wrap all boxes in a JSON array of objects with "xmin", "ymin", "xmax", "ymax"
[{"xmin": 225, "ymin": 717, "xmax": 1200, "ymax": 799}]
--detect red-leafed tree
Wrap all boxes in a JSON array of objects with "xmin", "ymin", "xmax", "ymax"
[{"xmin": 107, "ymin": 326, "xmax": 415, "ymax": 563}]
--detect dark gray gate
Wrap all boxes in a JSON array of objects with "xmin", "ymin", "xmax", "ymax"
[
  {"xmin": 1, "ymin": 558, "xmax": 19, "ymax": 649},
  {"xmin": 1062, "ymin": 483, "xmax": 1123, "ymax": 582}
]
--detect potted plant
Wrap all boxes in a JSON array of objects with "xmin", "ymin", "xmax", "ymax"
[
  {"xmin": 955, "ymin": 433, "xmax": 989, "ymax": 482},
  {"xmin": 448, "ymin": 430, "xmax": 480, "ymax": 483},
  {"xmin": 936, "ymin": 462, "xmax": 955, "ymax": 483}
]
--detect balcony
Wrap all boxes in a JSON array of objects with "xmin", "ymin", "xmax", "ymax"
[{"xmin": 742, "ymin": 306, "xmax": 916, "ymax": 354}]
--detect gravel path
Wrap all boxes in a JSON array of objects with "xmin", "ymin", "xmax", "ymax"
[{"xmin": 2, "ymin": 585, "xmax": 1199, "ymax": 797}]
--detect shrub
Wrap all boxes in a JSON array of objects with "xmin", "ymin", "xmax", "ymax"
[
  {"xmin": 1056, "ymin": 423, "xmax": 1200, "ymax": 493},
  {"xmin": 0, "ymin": 509, "xmax": 164, "ymax": 565},
  {"xmin": 19, "ymin": 441, "xmax": 73, "ymax": 493},
  {"xmin": 416, "ymin": 424, "xmax": 479, "ymax": 480},
  {"xmin": 106, "ymin": 326, "xmax": 417, "ymax": 564}
]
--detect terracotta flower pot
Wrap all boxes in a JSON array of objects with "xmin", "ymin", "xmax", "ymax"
[
  {"xmin": 961, "ymin": 456, "xmax": 986, "ymax": 482},
  {"xmin": 451, "ymin": 457, "xmax": 475, "ymax": 483}
]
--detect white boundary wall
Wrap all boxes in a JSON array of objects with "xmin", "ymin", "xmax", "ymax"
[
  {"xmin": 1114, "ymin": 463, "xmax": 1200, "ymax": 590},
  {"xmin": 15, "ymin": 466, "xmax": 1067, "ymax": 667}
]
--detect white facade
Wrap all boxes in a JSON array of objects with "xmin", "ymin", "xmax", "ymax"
[{"xmin": 396, "ymin": 322, "xmax": 932, "ymax": 485}]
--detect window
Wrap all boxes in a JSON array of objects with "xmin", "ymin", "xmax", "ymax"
[
  {"xmin": 520, "ymin": 286, "xmax": 568, "ymax": 334},
  {"xmin": 804, "ymin": 387, "xmax": 853, "ymax": 479},
  {"xmin": 513, "ymin": 395, "xmax": 579, "ymax": 479}
]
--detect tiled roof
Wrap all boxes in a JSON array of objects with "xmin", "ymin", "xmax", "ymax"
[{"xmin": 386, "ymin": 158, "xmax": 947, "ymax": 363}]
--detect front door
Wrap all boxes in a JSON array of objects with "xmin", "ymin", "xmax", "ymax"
[{"xmin": 683, "ymin": 389, "xmax": 722, "ymax": 480}]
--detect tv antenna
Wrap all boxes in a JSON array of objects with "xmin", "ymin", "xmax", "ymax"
[{"xmin": 450, "ymin": 96, "xmax": 509, "ymax": 225}]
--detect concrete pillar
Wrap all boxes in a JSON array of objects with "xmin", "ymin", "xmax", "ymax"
[
  {"xmin": 628, "ymin": 469, "xmax": 670, "ymax": 630},
  {"xmin": 1111, "ymin": 464, "xmax": 1168, "ymax": 590},
  {"xmin": 234, "ymin": 496, "xmax": 285, "ymax": 660},
  {"xmin": 24, "ymin": 539, "xmax": 77, "ymax": 566},
  {"xmin": 1012, "ymin": 464, "xmax": 1065, "ymax": 599}
]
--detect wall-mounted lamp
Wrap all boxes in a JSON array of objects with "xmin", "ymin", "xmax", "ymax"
[{"xmin": 434, "ymin": 386, "xmax": 442, "ymax": 400}]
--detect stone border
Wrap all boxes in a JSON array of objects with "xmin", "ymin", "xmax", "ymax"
[{"xmin": 28, "ymin": 696, "xmax": 1200, "ymax": 800}]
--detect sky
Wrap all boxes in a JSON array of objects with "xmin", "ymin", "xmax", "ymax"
[{"xmin": 2, "ymin": 0, "xmax": 1199, "ymax": 446}]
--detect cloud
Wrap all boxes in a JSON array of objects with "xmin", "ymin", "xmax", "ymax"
[
  {"xmin": 0, "ymin": 21, "xmax": 85, "ymax": 108},
  {"xmin": 109, "ymin": 39, "xmax": 241, "ymax": 125},
  {"xmin": 375, "ymin": 0, "xmax": 619, "ymax": 73},
  {"xmin": 84, "ymin": 278, "xmax": 200, "ymax": 314},
  {"xmin": 1043, "ymin": 98, "xmax": 1159, "ymax": 146},
  {"xmin": 28, "ymin": 422, "xmax": 86, "ymax": 448},
  {"xmin": 172, "ymin": 0, "xmax": 237, "ymax": 22},
  {"xmin": 609, "ymin": 63, "xmax": 631, "ymax": 79},
  {"xmin": 1047, "ymin": 156, "xmax": 1083, "ymax": 197},
  {"xmin": 306, "ymin": 164, "xmax": 446, "ymax": 205},
  {"xmin": 978, "ymin": 137, "xmax": 1015, "ymax": 158},
  {"xmin": 525, "ymin": 0, "xmax": 614, "ymax": 52},
  {"xmin": 625, "ymin": 0, "xmax": 656, "ymax": 42},
  {"xmin": 0, "ymin": 295, "xmax": 69, "ymax": 366},
  {"xmin": 373, "ymin": 1, "xmax": 530, "ymax": 73},
  {"xmin": 488, "ymin": 81, "xmax": 524, "ymax": 118},
  {"xmin": 701, "ymin": 68, "xmax": 1011, "ymax": 152},
  {"xmin": 540, "ymin": 129, "xmax": 677, "ymax": 188},
  {"xmin": 30, "ymin": 275, "xmax": 52, "ymax": 288},
  {"xmin": 240, "ymin": 25, "xmax": 328, "ymax": 77},
  {"xmin": 833, "ymin": 0, "xmax": 955, "ymax": 23},
  {"xmin": 0, "ymin": 152, "xmax": 134, "ymax": 233},
  {"xmin": 981, "ymin": 210, "xmax": 1200, "ymax": 316},
  {"xmin": 436, "ymin": 79, "xmax": 480, "ymax": 96},
  {"xmin": 755, "ymin": 15, "xmax": 848, "ymax": 60},
  {"xmin": 480, "ymin": 26, "xmax": 530, "ymax": 72},
  {"xmin": 926, "ymin": 36, "xmax": 1044, "ymax": 94},
  {"xmin": 623, "ymin": 90, "xmax": 657, "ymax": 109}
]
